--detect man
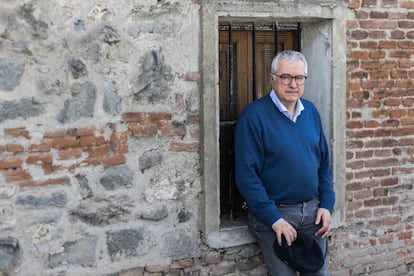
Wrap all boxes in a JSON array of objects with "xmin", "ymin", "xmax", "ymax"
[{"xmin": 234, "ymin": 50, "xmax": 335, "ymax": 275}]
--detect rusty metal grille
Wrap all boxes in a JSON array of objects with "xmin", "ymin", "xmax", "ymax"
[{"xmin": 219, "ymin": 22, "xmax": 300, "ymax": 227}]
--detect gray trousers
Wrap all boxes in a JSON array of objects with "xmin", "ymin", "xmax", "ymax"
[{"xmin": 248, "ymin": 198, "xmax": 330, "ymax": 276}]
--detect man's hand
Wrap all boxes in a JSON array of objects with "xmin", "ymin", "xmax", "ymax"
[
  {"xmin": 315, "ymin": 208, "xmax": 332, "ymax": 238},
  {"xmin": 272, "ymin": 218, "xmax": 297, "ymax": 246}
]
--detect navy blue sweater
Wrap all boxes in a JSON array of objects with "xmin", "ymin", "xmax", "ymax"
[{"xmin": 234, "ymin": 94, "xmax": 335, "ymax": 227}]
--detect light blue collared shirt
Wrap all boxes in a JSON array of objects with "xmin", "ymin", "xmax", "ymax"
[{"xmin": 270, "ymin": 90, "xmax": 304, "ymax": 122}]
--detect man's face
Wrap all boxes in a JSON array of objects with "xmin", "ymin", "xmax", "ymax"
[{"xmin": 270, "ymin": 59, "xmax": 306, "ymax": 107}]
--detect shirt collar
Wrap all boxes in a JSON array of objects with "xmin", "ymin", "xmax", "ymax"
[{"xmin": 270, "ymin": 90, "xmax": 304, "ymax": 122}]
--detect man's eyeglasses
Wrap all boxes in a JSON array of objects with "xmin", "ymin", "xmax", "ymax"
[{"xmin": 274, "ymin": 74, "xmax": 307, "ymax": 85}]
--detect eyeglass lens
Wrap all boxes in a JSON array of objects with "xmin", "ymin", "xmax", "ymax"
[{"xmin": 278, "ymin": 74, "xmax": 306, "ymax": 85}]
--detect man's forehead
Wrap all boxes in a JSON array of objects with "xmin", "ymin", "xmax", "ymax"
[{"xmin": 278, "ymin": 59, "xmax": 305, "ymax": 71}]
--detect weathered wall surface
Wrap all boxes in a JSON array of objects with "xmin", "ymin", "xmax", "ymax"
[
  {"xmin": 0, "ymin": 0, "xmax": 221, "ymax": 275},
  {"xmin": 330, "ymin": 0, "xmax": 414, "ymax": 275},
  {"xmin": 0, "ymin": 0, "xmax": 414, "ymax": 275}
]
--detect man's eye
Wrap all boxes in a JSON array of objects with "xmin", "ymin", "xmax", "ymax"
[{"xmin": 296, "ymin": 76, "xmax": 305, "ymax": 80}]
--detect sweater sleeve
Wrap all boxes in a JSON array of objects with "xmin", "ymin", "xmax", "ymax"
[
  {"xmin": 234, "ymin": 111, "xmax": 282, "ymax": 227},
  {"xmin": 317, "ymin": 124, "xmax": 336, "ymax": 213}
]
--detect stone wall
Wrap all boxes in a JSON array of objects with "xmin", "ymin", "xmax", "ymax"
[
  {"xmin": 0, "ymin": 0, "xmax": 226, "ymax": 275},
  {"xmin": 0, "ymin": 0, "xmax": 414, "ymax": 275}
]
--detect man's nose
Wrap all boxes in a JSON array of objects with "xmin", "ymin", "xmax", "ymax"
[{"xmin": 289, "ymin": 78, "xmax": 299, "ymax": 87}]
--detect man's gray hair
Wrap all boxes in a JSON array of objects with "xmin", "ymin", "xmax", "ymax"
[{"xmin": 271, "ymin": 50, "xmax": 308, "ymax": 75}]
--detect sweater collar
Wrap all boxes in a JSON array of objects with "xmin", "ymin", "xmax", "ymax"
[{"xmin": 270, "ymin": 90, "xmax": 304, "ymax": 122}]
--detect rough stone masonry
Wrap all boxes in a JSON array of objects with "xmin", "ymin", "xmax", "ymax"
[
  {"xmin": 0, "ymin": 1, "xmax": 233, "ymax": 275},
  {"xmin": 2, "ymin": 0, "xmax": 414, "ymax": 275}
]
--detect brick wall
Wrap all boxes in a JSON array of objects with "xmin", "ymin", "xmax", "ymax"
[
  {"xmin": 1, "ymin": 112, "xmax": 201, "ymax": 189},
  {"xmin": 329, "ymin": 0, "xmax": 414, "ymax": 274}
]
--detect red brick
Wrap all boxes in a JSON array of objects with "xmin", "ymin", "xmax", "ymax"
[
  {"xmin": 148, "ymin": 113, "xmax": 172, "ymax": 125},
  {"xmin": 26, "ymin": 154, "xmax": 53, "ymax": 164},
  {"xmin": 79, "ymin": 136, "xmax": 106, "ymax": 147},
  {"xmin": 351, "ymin": 30, "xmax": 369, "ymax": 39},
  {"xmin": 369, "ymin": 30, "xmax": 387, "ymax": 39},
  {"xmin": 159, "ymin": 123, "xmax": 186, "ymax": 137},
  {"xmin": 394, "ymin": 127, "xmax": 414, "ymax": 136},
  {"xmin": 50, "ymin": 137, "xmax": 79, "ymax": 148},
  {"xmin": 43, "ymin": 130, "xmax": 66, "ymax": 138},
  {"xmin": 401, "ymin": 117, "xmax": 414, "ymax": 125},
  {"xmin": 382, "ymin": 0, "xmax": 397, "ymax": 8},
  {"xmin": 84, "ymin": 145, "xmax": 110, "ymax": 158},
  {"xmin": 399, "ymin": 41, "xmax": 414, "ymax": 49},
  {"xmin": 187, "ymin": 116, "xmax": 200, "ymax": 125},
  {"xmin": 387, "ymin": 110, "xmax": 405, "ymax": 119},
  {"xmin": 364, "ymin": 198, "xmax": 382, "ymax": 207},
  {"xmin": 6, "ymin": 144, "xmax": 24, "ymax": 153},
  {"xmin": 355, "ymin": 209, "xmax": 373, "ymax": 218},
  {"xmin": 347, "ymin": 81, "xmax": 361, "ymax": 91},
  {"xmin": 348, "ymin": 129, "xmax": 374, "ymax": 138},
  {"xmin": 58, "ymin": 148, "xmax": 82, "ymax": 160},
  {"xmin": 348, "ymin": 160, "xmax": 364, "ymax": 170},
  {"xmin": 381, "ymin": 216, "xmax": 400, "ymax": 225},
  {"xmin": 361, "ymin": 60, "xmax": 380, "ymax": 70},
  {"xmin": 365, "ymin": 140, "xmax": 382, "ymax": 148},
  {"xmin": 112, "ymin": 133, "xmax": 129, "ymax": 154},
  {"xmin": 169, "ymin": 141, "xmax": 200, "ymax": 152},
  {"xmin": 3, "ymin": 169, "xmax": 32, "ymax": 183},
  {"xmin": 353, "ymin": 189, "xmax": 372, "ymax": 199},
  {"xmin": 128, "ymin": 123, "xmax": 158, "ymax": 137},
  {"xmin": 102, "ymin": 154, "xmax": 126, "ymax": 168},
  {"xmin": 355, "ymin": 150, "xmax": 374, "ymax": 159},
  {"xmin": 380, "ymin": 177, "xmax": 398, "ymax": 186},
  {"xmin": 349, "ymin": 0, "xmax": 361, "ymax": 10},
  {"xmin": 42, "ymin": 164, "xmax": 53, "ymax": 175},
  {"xmin": 0, "ymin": 157, "xmax": 23, "ymax": 169},
  {"xmin": 79, "ymin": 158, "xmax": 100, "ymax": 167},
  {"xmin": 365, "ymin": 120, "xmax": 381, "ymax": 128},
  {"xmin": 366, "ymin": 158, "xmax": 398, "ymax": 169},
  {"xmin": 122, "ymin": 112, "xmax": 171, "ymax": 123},
  {"xmin": 379, "ymin": 21, "xmax": 398, "ymax": 29},
  {"xmin": 374, "ymin": 149, "xmax": 392, "ymax": 157},
  {"xmin": 378, "ymin": 41, "xmax": 397, "ymax": 49},
  {"xmin": 369, "ymin": 51, "xmax": 386, "ymax": 59},
  {"xmin": 374, "ymin": 206, "xmax": 392, "ymax": 215},
  {"xmin": 378, "ymin": 235, "xmax": 393, "ymax": 244},
  {"xmin": 74, "ymin": 127, "xmax": 96, "ymax": 136},
  {"xmin": 397, "ymin": 231, "xmax": 412, "ymax": 240},
  {"xmin": 399, "ymin": 20, "xmax": 414, "ymax": 28},
  {"xmin": 382, "ymin": 196, "xmax": 398, "ymax": 205},
  {"xmin": 347, "ymin": 140, "xmax": 363, "ymax": 149},
  {"xmin": 28, "ymin": 143, "xmax": 51, "ymax": 152},
  {"xmin": 390, "ymin": 30, "xmax": 406, "ymax": 39},
  {"xmin": 4, "ymin": 128, "xmax": 30, "ymax": 139},
  {"xmin": 362, "ymin": 0, "xmax": 377, "ymax": 7},
  {"xmin": 360, "ymin": 41, "xmax": 379, "ymax": 49},
  {"xmin": 370, "ymin": 11, "xmax": 388, "ymax": 18}
]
